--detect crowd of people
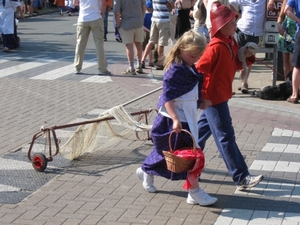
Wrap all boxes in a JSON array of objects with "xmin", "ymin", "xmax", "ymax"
[{"xmin": 0, "ymin": 0, "xmax": 79, "ymax": 52}]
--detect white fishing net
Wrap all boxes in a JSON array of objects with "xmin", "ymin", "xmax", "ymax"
[
  {"xmin": 26, "ymin": 106, "xmax": 156, "ymax": 161},
  {"xmin": 50, "ymin": 105, "xmax": 156, "ymax": 160}
]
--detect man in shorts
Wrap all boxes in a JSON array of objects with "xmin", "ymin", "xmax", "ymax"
[
  {"xmin": 114, "ymin": 0, "xmax": 146, "ymax": 75},
  {"xmin": 24, "ymin": 0, "xmax": 34, "ymax": 16},
  {"xmin": 140, "ymin": 0, "xmax": 174, "ymax": 70},
  {"xmin": 285, "ymin": 0, "xmax": 300, "ymax": 103},
  {"xmin": 229, "ymin": 0, "xmax": 266, "ymax": 93}
]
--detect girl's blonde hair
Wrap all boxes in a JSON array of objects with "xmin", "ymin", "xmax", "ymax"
[{"xmin": 164, "ymin": 30, "xmax": 207, "ymax": 70}]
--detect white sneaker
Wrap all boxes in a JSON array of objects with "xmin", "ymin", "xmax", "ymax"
[
  {"xmin": 136, "ymin": 167, "xmax": 157, "ymax": 193},
  {"xmin": 237, "ymin": 175, "xmax": 263, "ymax": 191},
  {"xmin": 187, "ymin": 188, "xmax": 218, "ymax": 206}
]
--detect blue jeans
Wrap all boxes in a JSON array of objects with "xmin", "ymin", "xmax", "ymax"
[
  {"xmin": 198, "ymin": 101, "xmax": 250, "ymax": 184},
  {"xmin": 104, "ymin": 7, "xmax": 109, "ymax": 36}
]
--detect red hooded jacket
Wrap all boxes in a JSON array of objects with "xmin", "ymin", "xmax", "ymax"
[{"xmin": 195, "ymin": 37, "xmax": 255, "ymax": 106}]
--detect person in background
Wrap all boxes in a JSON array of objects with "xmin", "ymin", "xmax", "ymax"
[
  {"xmin": 0, "ymin": 0, "xmax": 24, "ymax": 52},
  {"xmin": 193, "ymin": 0, "xmax": 209, "ymax": 42},
  {"xmin": 103, "ymin": 0, "xmax": 112, "ymax": 41},
  {"xmin": 114, "ymin": 0, "xmax": 146, "ymax": 75},
  {"xmin": 74, "ymin": 0, "xmax": 110, "ymax": 75},
  {"xmin": 229, "ymin": 0, "xmax": 266, "ymax": 94},
  {"xmin": 24, "ymin": 0, "xmax": 34, "ymax": 16},
  {"xmin": 141, "ymin": 0, "xmax": 174, "ymax": 70},
  {"xmin": 54, "ymin": 0, "xmax": 65, "ymax": 15},
  {"xmin": 169, "ymin": 4, "xmax": 177, "ymax": 45},
  {"xmin": 174, "ymin": 0, "xmax": 197, "ymax": 39},
  {"xmin": 143, "ymin": 1, "xmax": 154, "ymax": 66},
  {"xmin": 65, "ymin": 0, "xmax": 76, "ymax": 16},
  {"xmin": 113, "ymin": 14, "xmax": 122, "ymax": 42},
  {"xmin": 284, "ymin": 0, "xmax": 300, "ymax": 103},
  {"xmin": 137, "ymin": 30, "xmax": 218, "ymax": 206},
  {"xmin": 269, "ymin": 0, "xmax": 296, "ymax": 81},
  {"xmin": 195, "ymin": 2, "xmax": 263, "ymax": 191}
]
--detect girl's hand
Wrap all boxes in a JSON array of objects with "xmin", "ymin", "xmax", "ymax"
[
  {"xmin": 172, "ymin": 119, "xmax": 182, "ymax": 133},
  {"xmin": 199, "ymin": 100, "xmax": 212, "ymax": 110}
]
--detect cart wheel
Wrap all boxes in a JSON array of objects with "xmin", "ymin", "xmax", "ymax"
[{"xmin": 32, "ymin": 153, "xmax": 48, "ymax": 172}]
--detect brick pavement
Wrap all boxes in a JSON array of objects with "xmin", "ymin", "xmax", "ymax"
[
  {"xmin": 1, "ymin": 10, "xmax": 300, "ymax": 225},
  {"xmin": 1, "ymin": 94, "xmax": 300, "ymax": 224},
  {"xmin": 1, "ymin": 60, "xmax": 300, "ymax": 224}
]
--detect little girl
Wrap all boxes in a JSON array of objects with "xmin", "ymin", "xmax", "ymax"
[{"xmin": 136, "ymin": 30, "xmax": 218, "ymax": 206}]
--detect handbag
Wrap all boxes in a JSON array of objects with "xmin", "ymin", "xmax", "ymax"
[{"xmin": 163, "ymin": 129, "xmax": 204, "ymax": 173}]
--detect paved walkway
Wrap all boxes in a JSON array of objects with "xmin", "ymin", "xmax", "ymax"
[{"xmin": 0, "ymin": 10, "xmax": 300, "ymax": 225}]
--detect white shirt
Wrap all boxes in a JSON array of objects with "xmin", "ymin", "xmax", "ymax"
[
  {"xmin": 229, "ymin": 0, "xmax": 266, "ymax": 36},
  {"xmin": 159, "ymin": 84, "xmax": 200, "ymax": 147},
  {"xmin": 77, "ymin": 0, "xmax": 102, "ymax": 23}
]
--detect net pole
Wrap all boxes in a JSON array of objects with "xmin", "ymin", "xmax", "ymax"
[{"xmin": 122, "ymin": 86, "xmax": 163, "ymax": 107}]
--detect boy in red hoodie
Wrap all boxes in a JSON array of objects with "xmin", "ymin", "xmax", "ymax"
[{"xmin": 195, "ymin": 2, "xmax": 263, "ymax": 191}]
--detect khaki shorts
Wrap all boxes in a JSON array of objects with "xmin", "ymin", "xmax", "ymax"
[
  {"xmin": 149, "ymin": 21, "xmax": 170, "ymax": 46},
  {"xmin": 119, "ymin": 27, "xmax": 144, "ymax": 45}
]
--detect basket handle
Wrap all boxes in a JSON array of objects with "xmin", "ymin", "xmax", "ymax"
[{"xmin": 168, "ymin": 129, "xmax": 196, "ymax": 154}]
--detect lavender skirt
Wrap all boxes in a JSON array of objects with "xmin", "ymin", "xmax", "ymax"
[{"xmin": 141, "ymin": 113, "xmax": 193, "ymax": 180}]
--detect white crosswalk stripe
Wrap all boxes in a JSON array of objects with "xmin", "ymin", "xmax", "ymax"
[
  {"xmin": 0, "ymin": 55, "xmax": 161, "ymax": 84},
  {"xmin": 30, "ymin": 60, "xmax": 95, "ymax": 80},
  {"xmin": 215, "ymin": 128, "xmax": 300, "ymax": 225},
  {"xmin": 81, "ymin": 75, "xmax": 113, "ymax": 83},
  {"xmin": 0, "ymin": 54, "xmax": 50, "ymax": 78}
]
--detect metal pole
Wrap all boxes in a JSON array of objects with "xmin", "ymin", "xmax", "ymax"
[
  {"xmin": 122, "ymin": 86, "xmax": 163, "ymax": 107},
  {"xmin": 272, "ymin": 44, "xmax": 278, "ymax": 87}
]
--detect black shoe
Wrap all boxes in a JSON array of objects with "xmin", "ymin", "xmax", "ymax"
[
  {"xmin": 115, "ymin": 36, "xmax": 122, "ymax": 43},
  {"xmin": 241, "ymin": 87, "xmax": 248, "ymax": 94}
]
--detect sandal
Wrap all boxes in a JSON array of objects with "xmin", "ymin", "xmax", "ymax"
[
  {"xmin": 238, "ymin": 83, "xmax": 248, "ymax": 91},
  {"xmin": 287, "ymin": 96, "xmax": 298, "ymax": 104}
]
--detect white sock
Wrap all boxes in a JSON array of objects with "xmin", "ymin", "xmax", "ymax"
[{"xmin": 189, "ymin": 188, "xmax": 200, "ymax": 194}]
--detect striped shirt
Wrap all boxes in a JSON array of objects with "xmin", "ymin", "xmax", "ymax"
[{"xmin": 152, "ymin": 0, "xmax": 171, "ymax": 23}]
